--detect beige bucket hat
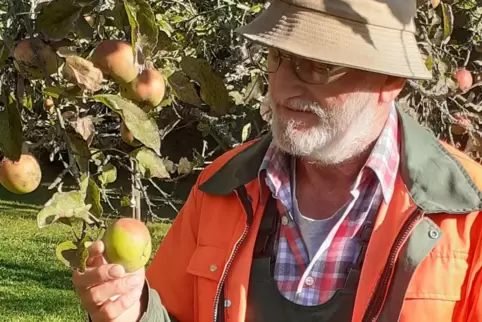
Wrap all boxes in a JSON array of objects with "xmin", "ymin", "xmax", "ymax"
[{"xmin": 236, "ymin": 0, "xmax": 432, "ymax": 80}]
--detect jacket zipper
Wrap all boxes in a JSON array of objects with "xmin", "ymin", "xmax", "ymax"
[
  {"xmin": 213, "ymin": 186, "xmax": 254, "ymax": 322},
  {"xmin": 361, "ymin": 208, "xmax": 424, "ymax": 322}
]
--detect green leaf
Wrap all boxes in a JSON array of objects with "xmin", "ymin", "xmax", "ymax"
[
  {"xmin": 98, "ymin": 163, "xmax": 117, "ymax": 186},
  {"xmin": 35, "ymin": 0, "xmax": 83, "ymax": 40},
  {"xmin": 441, "ymin": 3, "xmax": 454, "ymax": 43},
  {"xmin": 167, "ymin": 71, "xmax": 203, "ymax": 107},
  {"xmin": 56, "ymin": 240, "xmax": 78, "ymax": 268},
  {"xmin": 250, "ymin": 4, "xmax": 263, "ymax": 13},
  {"xmin": 0, "ymin": 41, "xmax": 10, "ymax": 69},
  {"xmin": 104, "ymin": 1, "xmax": 130, "ymax": 31},
  {"xmin": 425, "ymin": 55, "xmax": 434, "ymax": 72},
  {"xmin": 37, "ymin": 190, "xmax": 99, "ymax": 228},
  {"xmin": 123, "ymin": 0, "xmax": 159, "ymax": 60},
  {"xmin": 80, "ymin": 175, "xmax": 103, "ymax": 218},
  {"xmin": 56, "ymin": 236, "xmax": 90, "ymax": 271},
  {"xmin": 67, "ymin": 132, "xmax": 91, "ymax": 174},
  {"xmin": 90, "ymin": 149, "xmax": 106, "ymax": 166},
  {"xmin": 21, "ymin": 84, "xmax": 34, "ymax": 111},
  {"xmin": 0, "ymin": 92, "xmax": 23, "ymax": 161},
  {"xmin": 93, "ymin": 94, "xmax": 161, "ymax": 154},
  {"xmin": 242, "ymin": 123, "xmax": 252, "ymax": 142},
  {"xmin": 130, "ymin": 147, "xmax": 170, "ymax": 179},
  {"xmin": 120, "ymin": 195, "xmax": 132, "ymax": 207},
  {"xmin": 180, "ymin": 57, "xmax": 232, "ymax": 115},
  {"xmin": 43, "ymin": 86, "xmax": 65, "ymax": 99},
  {"xmin": 74, "ymin": 15, "xmax": 94, "ymax": 39}
]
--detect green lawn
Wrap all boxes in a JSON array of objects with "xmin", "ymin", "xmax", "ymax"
[{"xmin": 0, "ymin": 184, "xmax": 172, "ymax": 322}]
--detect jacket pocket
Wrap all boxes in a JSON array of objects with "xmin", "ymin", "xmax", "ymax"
[
  {"xmin": 405, "ymin": 251, "xmax": 468, "ymax": 301},
  {"xmin": 187, "ymin": 245, "xmax": 228, "ymax": 322},
  {"xmin": 400, "ymin": 252, "xmax": 468, "ymax": 322}
]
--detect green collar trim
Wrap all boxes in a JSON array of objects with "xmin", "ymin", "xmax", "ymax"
[{"xmin": 199, "ymin": 107, "xmax": 482, "ymax": 214}]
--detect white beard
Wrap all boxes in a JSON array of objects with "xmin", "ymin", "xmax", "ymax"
[{"xmin": 268, "ymin": 89, "xmax": 379, "ymax": 165}]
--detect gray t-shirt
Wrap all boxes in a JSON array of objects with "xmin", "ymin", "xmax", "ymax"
[{"xmin": 290, "ymin": 158, "xmax": 343, "ymax": 260}]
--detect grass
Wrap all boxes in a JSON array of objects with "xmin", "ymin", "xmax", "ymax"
[{"xmin": 0, "ymin": 182, "xmax": 172, "ymax": 322}]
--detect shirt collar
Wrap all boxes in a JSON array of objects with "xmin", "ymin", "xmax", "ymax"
[{"xmin": 259, "ymin": 103, "xmax": 400, "ymax": 204}]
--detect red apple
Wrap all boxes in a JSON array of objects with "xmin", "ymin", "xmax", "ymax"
[{"xmin": 454, "ymin": 69, "xmax": 473, "ymax": 91}]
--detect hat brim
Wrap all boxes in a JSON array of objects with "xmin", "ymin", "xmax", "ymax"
[{"xmin": 236, "ymin": 0, "xmax": 432, "ymax": 80}]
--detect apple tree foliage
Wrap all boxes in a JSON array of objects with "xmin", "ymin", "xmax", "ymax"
[{"xmin": 0, "ymin": 0, "xmax": 480, "ymax": 271}]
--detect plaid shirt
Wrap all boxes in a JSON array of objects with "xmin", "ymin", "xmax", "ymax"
[{"xmin": 258, "ymin": 104, "xmax": 400, "ymax": 306}]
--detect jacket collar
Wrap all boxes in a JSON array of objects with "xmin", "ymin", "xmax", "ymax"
[{"xmin": 199, "ymin": 106, "xmax": 482, "ymax": 214}]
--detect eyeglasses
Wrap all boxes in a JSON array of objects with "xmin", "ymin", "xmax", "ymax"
[{"xmin": 248, "ymin": 44, "xmax": 349, "ymax": 84}]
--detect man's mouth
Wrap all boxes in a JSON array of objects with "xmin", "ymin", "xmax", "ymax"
[{"xmin": 283, "ymin": 104, "xmax": 313, "ymax": 113}]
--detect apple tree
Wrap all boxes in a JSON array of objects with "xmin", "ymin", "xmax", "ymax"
[{"xmin": 0, "ymin": 0, "xmax": 267, "ymax": 272}]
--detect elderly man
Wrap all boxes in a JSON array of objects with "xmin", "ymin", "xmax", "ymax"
[{"xmin": 73, "ymin": 0, "xmax": 482, "ymax": 321}]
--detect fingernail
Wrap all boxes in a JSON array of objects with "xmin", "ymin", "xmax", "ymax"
[
  {"xmin": 109, "ymin": 265, "xmax": 124, "ymax": 278},
  {"xmin": 126, "ymin": 275, "xmax": 143, "ymax": 286}
]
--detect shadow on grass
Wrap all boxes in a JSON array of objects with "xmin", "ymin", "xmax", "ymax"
[
  {"xmin": 0, "ymin": 259, "xmax": 73, "ymax": 291},
  {"xmin": 0, "ymin": 185, "xmax": 53, "ymax": 207},
  {"xmin": 0, "ymin": 289, "xmax": 86, "ymax": 321}
]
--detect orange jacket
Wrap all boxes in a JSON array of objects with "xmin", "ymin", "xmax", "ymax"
[{"xmin": 145, "ymin": 108, "xmax": 482, "ymax": 322}]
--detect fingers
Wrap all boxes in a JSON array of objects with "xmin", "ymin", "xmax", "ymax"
[
  {"xmin": 86, "ymin": 241, "xmax": 107, "ymax": 268},
  {"xmin": 73, "ymin": 263, "xmax": 125, "ymax": 290},
  {"xmin": 80, "ymin": 273, "xmax": 144, "ymax": 310},
  {"xmin": 89, "ymin": 288, "xmax": 144, "ymax": 322}
]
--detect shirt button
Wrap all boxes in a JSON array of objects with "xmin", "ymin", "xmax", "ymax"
[
  {"xmin": 210, "ymin": 265, "xmax": 218, "ymax": 272},
  {"xmin": 224, "ymin": 300, "xmax": 232, "ymax": 308},
  {"xmin": 429, "ymin": 229, "xmax": 439, "ymax": 239},
  {"xmin": 281, "ymin": 216, "xmax": 289, "ymax": 225},
  {"xmin": 305, "ymin": 276, "xmax": 315, "ymax": 286}
]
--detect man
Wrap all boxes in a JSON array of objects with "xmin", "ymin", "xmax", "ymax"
[{"xmin": 73, "ymin": 0, "xmax": 482, "ymax": 321}]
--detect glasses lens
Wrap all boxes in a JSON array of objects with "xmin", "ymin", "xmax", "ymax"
[{"xmin": 296, "ymin": 60, "xmax": 348, "ymax": 84}]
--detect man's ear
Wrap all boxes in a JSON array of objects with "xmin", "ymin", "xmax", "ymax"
[{"xmin": 379, "ymin": 76, "xmax": 406, "ymax": 104}]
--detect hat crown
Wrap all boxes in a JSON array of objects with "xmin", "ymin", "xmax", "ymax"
[{"xmin": 283, "ymin": 0, "xmax": 417, "ymax": 32}]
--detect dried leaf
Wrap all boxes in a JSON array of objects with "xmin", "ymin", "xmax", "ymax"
[
  {"xmin": 131, "ymin": 147, "xmax": 170, "ymax": 179},
  {"xmin": 63, "ymin": 55, "xmax": 103, "ymax": 92},
  {"xmin": 93, "ymin": 94, "xmax": 161, "ymax": 154},
  {"xmin": 69, "ymin": 116, "xmax": 95, "ymax": 145},
  {"xmin": 181, "ymin": 57, "xmax": 232, "ymax": 115},
  {"xmin": 163, "ymin": 157, "xmax": 176, "ymax": 173},
  {"xmin": 167, "ymin": 71, "xmax": 203, "ymax": 107},
  {"xmin": 177, "ymin": 157, "xmax": 193, "ymax": 175}
]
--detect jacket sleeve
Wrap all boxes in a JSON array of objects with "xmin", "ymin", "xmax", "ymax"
[
  {"xmin": 142, "ymin": 174, "xmax": 203, "ymax": 322},
  {"xmin": 137, "ymin": 280, "xmax": 179, "ymax": 322},
  {"xmin": 465, "ymin": 223, "xmax": 482, "ymax": 322}
]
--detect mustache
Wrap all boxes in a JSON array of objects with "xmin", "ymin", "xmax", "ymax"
[{"xmin": 275, "ymin": 97, "xmax": 323, "ymax": 115}]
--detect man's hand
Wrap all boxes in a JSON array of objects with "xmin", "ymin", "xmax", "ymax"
[{"xmin": 73, "ymin": 240, "xmax": 146, "ymax": 322}]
